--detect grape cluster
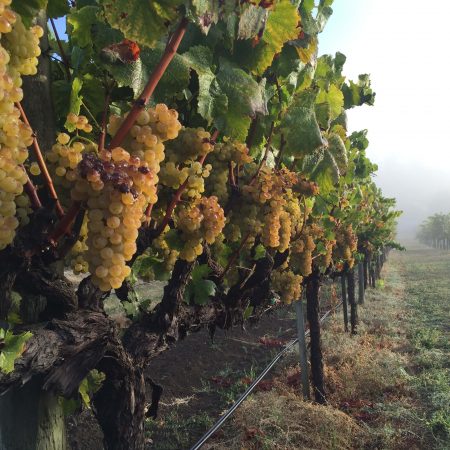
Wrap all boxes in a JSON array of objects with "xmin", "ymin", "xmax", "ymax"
[
  {"xmin": 165, "ymin": 127, "xmax": 213, "ymax": 163},
  {"xmin": 1, "ymin": 12, "xmax": 42, "ymax": 77},
  {"xmin": 241, "ymin": 168, "xmax": 303, "ymax": 251},
  {"xmin": 15, "ymin": 193, "xmax": 31, "ymax": 225},
  {"xmin": 0, "ymin": 6, "xmax": 41, "ymax": 249},
  {"xmin": 108, "ymin": 104, "xmax": 182, "ymax": 205},
  {"xmin": 176, "ymin": 196, "xmax": 225, "ymax": 262},
  {"xmin": 153, "ymin": 229, "xmax": 179, "ymax": 272},
  {"xmin": 66, "ymin": 113, "xmax": 93, "ymax": 133},
  {"xmin": 205, "ymin": 140, "xmax": 252, "ymax": 203},
  {"xmin": 290, "ymin": 229, "xmax": 316, "ymax": 277},
  {"xmin": 333, "ymin": 223, "xmax": 358, "ymax": 268},
  {"xmin": 47, "ymin": 133, "xmax": 91, "ymax": 191},
  {"xmin": 271, "ymin": 269, "xmax": 303, "ymax": 305},
  {"xmin": 71, "ymin": 148, "xmax": 156, "ymax": 290},
  {"xmin": 316, "ymin": 239, "xmax": 335, "ymax": 270},
  {"xmin": 159, "ymin": 159, "xmax": 212, "ymax": 198},
  {"xmin": 293, "ymin": 175, "xmax": 320, "ymax": 197},
  {"xmin": 69, "ymin": 216, "xmax": 89, "ymax": 274}
]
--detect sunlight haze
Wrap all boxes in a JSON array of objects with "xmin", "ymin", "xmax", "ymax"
[{"xmin": 320, "ymin": 0, "xmax": 450, "ymax": 237}]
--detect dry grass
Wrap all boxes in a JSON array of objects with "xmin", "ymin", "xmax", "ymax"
[{"xmin": 204, "ymin": 391, "xmax": 369, "ymax": 450}]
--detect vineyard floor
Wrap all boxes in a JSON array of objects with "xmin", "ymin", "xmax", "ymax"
[
  {"xmin": 67, "ymin": 244, "xmax": 450, "ymax": 450},
  {"xmin": 203, "ymin": 243, "xmax": 450, "ymax": 450}
]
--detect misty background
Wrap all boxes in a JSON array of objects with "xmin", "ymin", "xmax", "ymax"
[{"xmin": 319, "ymin": 0, "xmax": 450, "ymax": 239}]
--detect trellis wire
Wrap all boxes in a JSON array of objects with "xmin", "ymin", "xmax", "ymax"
[{"xmin": 189, "ymin": 301, "xmax": 343, "ymax": 450}]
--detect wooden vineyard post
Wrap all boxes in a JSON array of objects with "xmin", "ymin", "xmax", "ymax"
[
  {"xmin": 294, "ymin": 299, "xmax": 310, "ymax": 400},
  {"xmin": 306, "ymin": 271, "xmax": 326, "ymax": 404},
  {"xmin": 363, "ymin": 257, "xmax": 369, "ymax": 289},
  {"xmin": 341, "ymin": 273, "xmax": 349, "ymax": 332},
  {"xmin": 358, "ymin": 262, "xmax": 365, "ymax": 305},
  {"xmin": 346, "ymin": 267, "xmax": 358, "ymax": 335}
]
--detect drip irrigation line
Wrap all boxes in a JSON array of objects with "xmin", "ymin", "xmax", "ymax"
[{"xmin": 189, "ymin": 301, "xmax": 343, "ymax": 450}]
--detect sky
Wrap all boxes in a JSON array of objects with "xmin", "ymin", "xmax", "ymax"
[
  {"xmin": 318, "ymin": 0, "xmax": 450, "ymax": 236},
  {"xmin": 54, "ymin": 2, "xmax": 450, "ymax": 236}
]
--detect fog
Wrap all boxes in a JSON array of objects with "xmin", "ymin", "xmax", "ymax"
[{"xmin": 319, "ymin": 0, "xmax": 450, "ymax": 240}]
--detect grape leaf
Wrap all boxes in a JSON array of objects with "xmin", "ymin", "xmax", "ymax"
[
  {"xmin": 64, "ymin": 77, "xmax": 84, "ymax": 131},
  {"xmin": 67, "ymin": 6, "xmax": 99, "ymax": 49},
  {"xmin": 47, "ymin": 0, "xmax": 70, "ymax": 18},
  {"xmin": 184, "ymin": 264, "xmax": 216, "ymax": 306},
  {"xmin": 246, "ymin": 0, "xmax": 300, "ymax": 75},
  {"xmin": 342, "ymin": 74, "xmax": 375, "ymax": 109},
  {"xmin": 237, "ymin": 4, "xmax": 268, "ymax": 40},
  {"xmin": 301, "ymin": 0, "xmax": 315, "ymax": 13},
  {"xmin": 100, "ymin": 0, "xmax": 183, "ymax": 48},
  {"xmin": 52, "ymin": 80, "xmax": 72, "ymax": 120},
  {"xmin": 191, "ymin": 0, "xmax": 220, "ymax": 33},
  {"xmin": 181, "ymin": 46, "xmax": 227, "ymax": 122},
  {"xmin": 312, "ymin": 148, "xmax": 340, "ymax": 194},
  {"xmin": 281, "ymin": 90, "xmax": 323, "ymax": 157},
  {"xmin": 212, "ymin": 60, "xmax": 267, "ymax": 139},
  {"xmin": 107, "ymin": 45, "xmax": 190, "ymax": 100},
  {"xmin": 11, "ymin": 0, "xmax": 47, "ymax": 26},
  {"xmin": 0, "ymin": 330, "xmax": 32, "ymax": 374},
  {"xmin": 79, "ymin": 370, "xmax": 105, "ymax": 408},
  {"xmin": 327, "ymin": 133, "xmax": 347, "ymax": 172}
]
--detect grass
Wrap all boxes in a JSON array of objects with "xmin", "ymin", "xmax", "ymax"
[
  {"xmin": 146, "ymin": 411, "xmax": 214, "ymax": 449},
  {"xmin": 207, "ymin": 244, "xmax": 450, "ymax": 449}
]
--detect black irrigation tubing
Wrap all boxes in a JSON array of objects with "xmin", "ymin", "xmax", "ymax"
[{"xmin": 189, "ymin": 300, "xmax": 343, "ymax": 450}]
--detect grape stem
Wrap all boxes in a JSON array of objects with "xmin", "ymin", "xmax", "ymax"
[
  {"xmin": 99, "ymin": 90, "xmax": 112, "ymax": 153},
  {"xmin": 21, "ymin": 166, "xmax": 42, "ymax": 210},
  {"xmin": 48, "ymin": 201, "xmax": 82, "ymax": 245},
  {"xmin": 219, "ymin": 233, "xmax": 251, "ymax": 282},
  {"xmin": 144, "ymin": 202, "xmax": 154, "ymax": 226},
  {"xmin": 250, "ymin": 121, "xmax": 275, "ymax": 185},
  {"xmin": 56, "ymin": 207, "xmax": 87, "ymax": 259},
  {"xmin": 108, "ymin": 17, "xmax": 189, "ymax": 150},
  {"xmin": 49, "ymin": 18, "xmax": 71, "ymax": 80},
  {"xmin": 17, "ymin": 102, "xmax": 65, "ymax": 218},
  {"xmin": 275, "ymin": 133, "xmax": 286, "ymax": 169},
  {"xmin": 228, "ymin": 161, "xmax": 236, "ymax": 187}
]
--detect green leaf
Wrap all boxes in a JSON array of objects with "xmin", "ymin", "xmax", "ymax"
[
  {"xmin": 342, "ymin": 74, "xmax": 375, "ymax": 109},
  {"xmin": 253, "ymin": 244, "xmax": 266, "ymax": 260},
  {"xmin": 64, "ymin": 77, "xmax": 83, "ymax": 131},
  {"xmin": 80, "ymin": 74, "xmax": 106, "ymax": 118},
  {"xmin": 316, "ymin": 84, "xmax": 344, "ymax": 121},
  {"xmin": 67, "ymin": 6, "xmax": 99, "ymax": 48},
  {"xmin": 327, "ymin": 133, "xmax": 347, "ymax": 172},
  {"xmin": 190, "ymin": 0, "xmax": 220, "ymax": 33},
  {"xmin": 185, "ymin": 264, "xmax": 217, "ymax": 306},
  {"xmin": 243, "ymin": 305, "xmax": 254, "ymax": 320},
  {"xmin": 237, "ymin": 4, "xmax": 268, "ymax": 40},
  {"xmin": 213, "ymin": 60, "xmax": 267, "ymax": 139},
  {"xmin": 246, "ymin": 0, "xmax": 300, "ymax": 75},
  {"xmin": 301, "ymin": 0, "xmax": 315, "ymax": 13},
  {"xmin": 108, "ymin": 45, "xmax": 190, "ymax": 100},
  {"xmin": 0, "ymin": 330, "xmax": 32, "ymax": 374},
  {"xmin": 47, "ymin": 0, "xmax": 70, "ymax": 18},
  {"xmin": 182, "ymin": 46, "xmax": 227, "ymax": 123},
  {"xmin": 281, "ymin": 90, "xmax": 324, "ymax": 157},
  {"xmin": 312, "ymin": 148, "xmax": 340, "ymax": 194},
  {"xmin": 100, "ymin": 0, "xmax": 183, "ymax": 48},
  {"xmin": 78, "ymin": 370, "xmax": 105, "ymax": 408},
  {"xmin": 191, "ymin": 264, "xmax": 212, "ymax": 282},
  {"xmin": 164, "ymin": 229, "xmax": 184, "ymax": 252},
  {"xmin": 11, "ymin": 0, "xmax": 47, "ymax": 26},
  {"xmin": 52, "ymin": 80, "xmax": 72, "ymax": 120}
]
